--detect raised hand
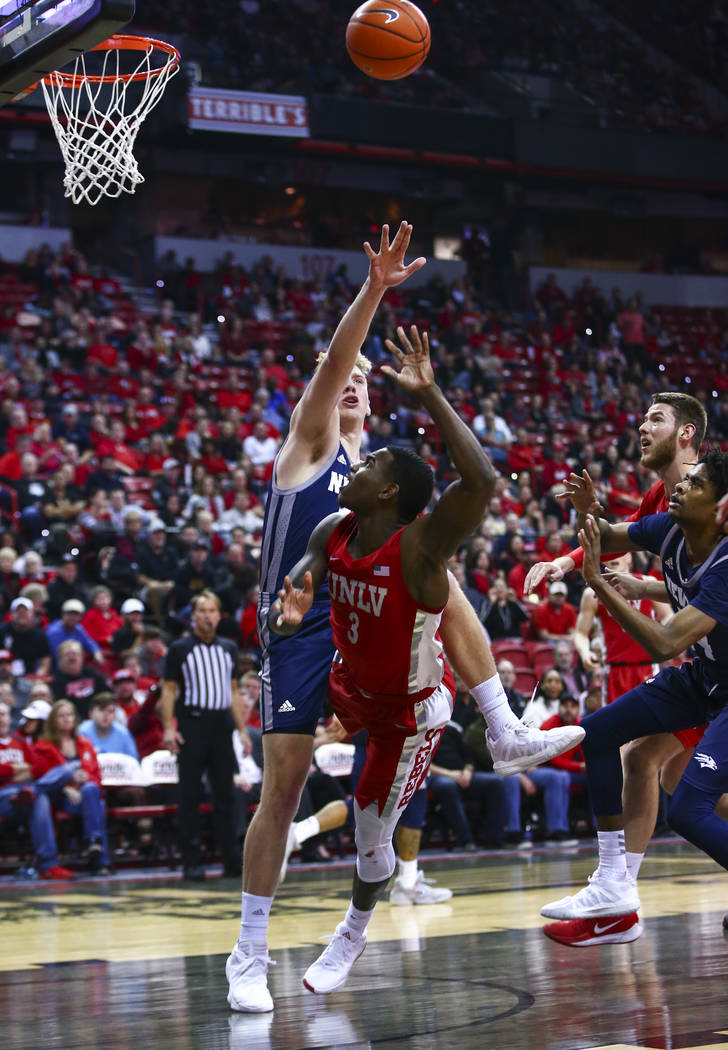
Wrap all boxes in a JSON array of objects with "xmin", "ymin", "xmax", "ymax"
[
  {"xmin": 557, "ymin": 470, "xmax": 601, "ymax": 515},
  {"xmin": 603, "ymin": 570, "xmax": 644, "ymax": 601},
  {"xmin": 364, "ymin": 221, "xmax": 426, "ymax": 291},
  {"xmin": 274, "ymin": 572, "xmax": 315, "ymax": 628},
  {"xmin": 577, "ymin": 515, "xmax": 602, "ymax": 585},
  {"xmin": 381, "ymin": 325, "xmax": 435, "ymax": 395},
  {"xmin": 524, "ymin": 559, "xmax": 565, "ymax": 594}
]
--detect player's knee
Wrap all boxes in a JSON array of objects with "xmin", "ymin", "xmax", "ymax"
[
  {"xmin": 355, "ymin": 841, "xmax": 395, "ymax": 883},
  {"xmin": 667, "ymin": 781, "xmax": 709, "ymax": 840}
]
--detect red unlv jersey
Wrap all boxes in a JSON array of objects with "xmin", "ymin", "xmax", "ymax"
[
  {"xmin": 597, "ymin": 580, "xmax": 654, "ymax": 665},
  {"xmin": 325, "ymin": 513, "xmax": 453, "ymax": 700}
]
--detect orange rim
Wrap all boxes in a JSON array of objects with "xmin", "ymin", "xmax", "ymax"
[{"xmin": 43, "ymin": 34, "xmax": 180, "ymax": 88}]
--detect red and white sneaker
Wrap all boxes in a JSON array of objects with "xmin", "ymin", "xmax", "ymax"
[{"xmin": 543, "ymin": 912, "xmax": 642, "ymax": 946}]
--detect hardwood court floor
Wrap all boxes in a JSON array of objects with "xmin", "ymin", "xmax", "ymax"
[{"xmin": 3, "ymin": 839, "xmax": 728, "ymax": 1050}]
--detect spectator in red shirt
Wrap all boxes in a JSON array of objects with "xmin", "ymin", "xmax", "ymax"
[
  {"xmin": 540, "ymin": 694, "xmax": 590, "ymax": 816},
  {"xmin": 507, "ymin": 427, "xmax": 544, "ymax": 476},
  {"xmin": 0, "ymin": 432, "xmax": 32, "ymax": 481},
  {"xmin": 82, "ymin": 585, "xmax": 124, "ymax": 647},
  {"xmin": 532, "ymin": 581, "xmax": 578, "ymax": 641},
  {"xmin": 607, "ymin": 466, "xmax": 642, "ymax": 517},
  {"xmin": 216, "ymin": 371, "xmax": 253, "ymax": 415}
]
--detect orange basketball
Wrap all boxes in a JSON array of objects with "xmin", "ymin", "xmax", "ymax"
[{"xmin": 346, "ymin": 1, "xmax": 431, "ymax": 81}]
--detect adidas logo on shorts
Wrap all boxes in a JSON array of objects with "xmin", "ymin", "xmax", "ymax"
[{"xmin": 278, "ymin": 700, "xmax": 296, "ymax": 713}]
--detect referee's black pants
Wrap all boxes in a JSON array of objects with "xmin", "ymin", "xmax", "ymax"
[{"xmin": 176, "ymin": 707, "xmax": 239, "ymax": 871}]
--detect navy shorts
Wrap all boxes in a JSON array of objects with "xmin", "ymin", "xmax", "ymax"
[
  {"xmin": 631, "ymin": 660, "xmax": 725, "ymax": 731},
  {"xmin": 260, "ymin": 603, "xmax": 334, "ymax": 735}
]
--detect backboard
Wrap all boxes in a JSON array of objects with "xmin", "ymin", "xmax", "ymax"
[{"xmin": 0, "ymin": 0, "xmax": 135, "ymax": 105}]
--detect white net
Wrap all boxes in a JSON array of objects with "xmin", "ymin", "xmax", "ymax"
[{"xmin": 41, "ymin": 38, "xmax": 180, "ymax": 207}]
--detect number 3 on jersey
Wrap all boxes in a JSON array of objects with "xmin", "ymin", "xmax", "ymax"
[{"xmin": 347, "ymin": 612, "xmax": 359, "ymax": 644}]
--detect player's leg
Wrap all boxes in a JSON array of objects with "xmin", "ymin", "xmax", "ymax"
[
  {"xmin": 667, "ymin": 713, "xmax": 728, "ymax": 869},
  {"xmin": 227, "ymin": 732, "xmax": 314, "ymax": 1012},
  {"xmin": 303, "ymin": 692, "xmax": 448, "ymax": 994},
  {"xmin": 280, "ymin": 729, "xmax": 368, "ymax": 881},
  {"xmin": 244, "ymin": 732, "xmax": 315, "ymax": 895},
  {"xmin": 228, "ymin": 624, "xmax": 331, "ymax": 1013},
  {"xmin": 440, "ymin": 576, "xmax": 584, "ymax": 773},
  {"xmin": 542, "ymin": 666, "xmax": 710, "ymax": 922},
  {"xmin": 621, "ymin": 732, "xmax": 685, "ymax": 878}
]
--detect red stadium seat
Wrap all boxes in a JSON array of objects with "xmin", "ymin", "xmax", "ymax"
[
  {"xmin": 515, "ymin": 670, "xmax": 537, "ymax": 696},
  {"xmin": 490, "ymin": 640, "xmax": 529, "ymax": 668}
]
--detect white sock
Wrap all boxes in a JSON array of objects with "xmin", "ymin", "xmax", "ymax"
[
  {"xmin": 596, "ymin": 830, "xmax": 627, "ymax": 879},
  {"xmin": 343, "ymin": 901, "xmax": 373, "ymax": 939},
  {"xmin": 294, "ymin": 815, "xmax": 320, "ymax": 846},
  {"xmin": 239, "ymin": 892, "xmax": 272, "ymax": 948},
  {"xmin": 471, "ymin": 674, "xmax": 520, "ymax": 738},
  {"xmin": 625, "ymin": 850, "xmax": 644, "ymax": 881},
  {"xmin": 398, "ymin": 858, "xmax": 418, "ymax": 890}
]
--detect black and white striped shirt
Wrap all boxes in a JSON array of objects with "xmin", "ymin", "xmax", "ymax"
[{"xmin": 164, "ymin": 635, "xmax": 238, "ymax": 711}]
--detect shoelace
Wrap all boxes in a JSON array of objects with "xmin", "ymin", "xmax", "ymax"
[{"xmin": 320, "ymin": 931, "xmax": 361, "ymax": 969}]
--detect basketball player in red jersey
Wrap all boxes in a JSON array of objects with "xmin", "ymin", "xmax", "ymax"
[
  {"xmin": 573, "ymin": 552, "xmax": 668, "ymax": 705},
  {"xmin": 272, "ymin": 326, "xmax": 585, "ymax": 994},
  {"xmin": 526, "ymin": 392, "xmax": 709, "ymax": 943}
]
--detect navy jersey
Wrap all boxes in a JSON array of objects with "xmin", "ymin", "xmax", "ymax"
[
  {"xmin": 258, "ymin": 442, "xmax": 351, "ymax": 601},
  {"xmin": 628, "ymin": 512, "xmax": 728, "ymax": 683}
]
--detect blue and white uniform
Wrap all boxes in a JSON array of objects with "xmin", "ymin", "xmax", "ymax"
[
  {"xmin": 581, "ymin": 512, "xmax": 728, "ymax": 872},
  {"xmin": 257, "ymin": 443, "xmax": 351, "ymax": 733}
]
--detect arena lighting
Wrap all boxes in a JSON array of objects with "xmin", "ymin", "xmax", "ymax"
[
  {"xmin": 71, "ymin": 548, "xmax": 79, "ymax": 556},
  {"xmin": 713, "ymin": 391, "xmax": 719, "ymax": 397},
  {"xmin": 389, "ymin": 413, "xmax": 397, "ymax": 421},
  {"xmin": 585, "ymin": 328, "xmax": 592, "ymax": 335},
  {"xmin": 286, "ymin": 354, "xmax": 294, "ymax": 362},
  {"xmin": 284, "ymin": 186, "xmax": 296, "ymax": 195},
  {"xmin": 156, "ymin": 280, "xmax": 164, "ymax": 288},
  {"xmin": 511, "ymin": 473, "xmax": 518, "ymax": 480},
  {"xmin": 659, "ymin": 364, "xmax": 666, "ymax": 371},
  {"xmin": 217, "ymin": 314, "xmax": 225, "ymax": 323},
  {"xmin": 418, "ymin": 427, "xmax": 425, "ymax": 435},
  {"xmin": 685, "ymin": 377, "xmax": 692, "ymax": 384}
]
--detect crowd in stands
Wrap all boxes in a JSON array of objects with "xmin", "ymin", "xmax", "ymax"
[
  {"xmin": 133, "ymin": 0, "xmax": 725, "ymax": 135},
  {"xmin": 0, "ymin": 237, "xmax": 725, "ymax": 875},
  {"xmin": 606, "ymin": 0, "xmax": 728, "ymax": 101}
]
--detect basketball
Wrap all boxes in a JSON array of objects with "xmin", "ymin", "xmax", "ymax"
[{"xmin": 346, "ymin": 1, "xmax": 431, "ymax": 81}]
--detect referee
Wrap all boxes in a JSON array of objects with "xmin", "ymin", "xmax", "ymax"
[{"xmin": 161, "ymin": 590, "xmax": 244, "ymax": 881}]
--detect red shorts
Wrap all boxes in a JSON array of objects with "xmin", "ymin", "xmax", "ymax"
[
  {"xmin": 673, "ymin": 725, "xmax": 706, "ymax": 749},
  {"xmin": 328, "ymin": 661, "xmax": 453, "ymax": 815},
  {"xmin": 606, "ymin": 662, "xmax": 655, "ymax": 704}
]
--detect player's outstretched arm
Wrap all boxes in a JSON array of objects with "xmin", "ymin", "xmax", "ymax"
[
  {"xmin": 383, "ymin": 325, "xmax": 495, "ymax": 560},
  {"xmin": 288, "ymin": 221, "xmax": 425, "ymax": 447},
  {"xmin": 269, "ymin": 512, "xmax": 343, "ymax": 635},
  {"xmin": 523, "ymin": 555, "xmax": 575, "ymax": 594},
  {"xmin": 580, "ymin": 515, "xmax": 714, "ymax": 660},
  {"xmin": 573, "ymin": 588, "xmax": 601, "ymax": 671}
]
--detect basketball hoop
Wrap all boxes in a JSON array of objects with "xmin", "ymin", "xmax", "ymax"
[{"xmin": 41, "ymin": 34, "xmax": 180, "ymax": 206}]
